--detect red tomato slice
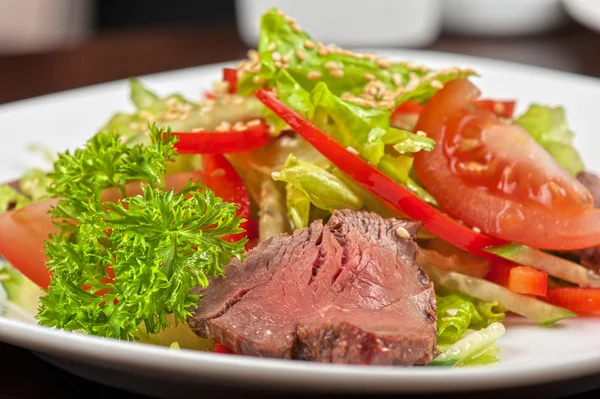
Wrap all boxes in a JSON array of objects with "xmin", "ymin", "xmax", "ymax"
[
  {"xmin": 544, "ymin": 287, "xmax": 600, "ymax": 316},
  {"xmin": 474, "ymin": 99, "xmax": 516, "ymax": 119},
  {"xmin": 0, "ymin": 198, "xmax": 60, "ymax": 289},
  {"xmin": 413, "ymin": 78, "xmax": 600, "ymax": 251},
  {"xmin": 0, "ymin": 160, "xmax": 250, "ymax": 290}
]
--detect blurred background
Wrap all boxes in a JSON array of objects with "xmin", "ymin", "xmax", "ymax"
[{"xmin": 0, "ymin": 0, "xmax": 599, "ymax": 105}]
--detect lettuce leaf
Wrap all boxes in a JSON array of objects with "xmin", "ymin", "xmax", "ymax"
[
  {"xmin": 436, "ymin": 292, "xmax": 505, "ymax": 348},
  {"xmin": 0, "ymin": 185, "xmax": 30, "ymax": 213},
  {"xmin": 430, "ymin": 322, "xmax": 506, "ymax": 367},
  {"xmin": 515, "ymin": 104, "xmax": 585, "ymax": 176},
  {"xmin": 274, "ymin": 154, "xmax": 363, "ymax": 228},
  {"xmin": 274, "ymin": 71, "xmax": 434, "ymax": 170},
  {"xmin": 238, "ymin": 7, "xmax": 475, "ymax": 105}
]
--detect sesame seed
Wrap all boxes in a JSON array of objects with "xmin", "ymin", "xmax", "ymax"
[
  {"xmin": 200, "ymin": 105, "xmax": 214, "ymax": 114},
  {"xmin": 272, "ymin": 52, "xmax": 282, "ymax": 61},
  {"xmin": 430, "ymin": 80, "xmax": 444, "ymax": 89},
  {"xmin": 139, "ymin": 110, "xmax": 155, "ymax": 121},
  {"xmin": 233, "ymin": 122, "xmax": 248, "ymax": 132},
  {"xmin": 191, "ymin": 127, "xmax": 205, "ymax": 133},
  {"xmin": 248, "ymin": 49, "xmax": 259, "ymax": 61},
  {"xmin": 282, "ymin": 54, "xmax": 292, "ymax": 63},
  {"xmin": 215, "ymin": 121, "xmax": 232, "ymax": 132},
  {"xmin": 271, "ymin": 171, "xmax": 281, "ymax": 179},
  {"xmin": 472, "ymin": 226, "xmax": 482, "ymax": 233},
  {"xmin": 296, "ymin": 49, "xmax": 306, "ymax": 61},
  {"xmin": 246, "ymin": 119, "xmax": 262, "ymax": 127},
  {"xmin": 376, "ymin": 58, "xmax": 391, "ymax": 69},
  {"xmin": 341, "ymin": 92, "xmax": 353, "ymax": 101},
  {"xmin": 268, "ymin": 125, "xmax": 277, "ymax": 135},
  {"xmin": 0, "ymin": 274, "xmax": 10, "ymax": 281},
  {"xmin": 416, "ymin": 130, "xmax": 427, "ymax": 137},
  {"xmin": 211, "ymin": 168, "xmax": 226, "ymax": 177},
  {"xmin": 392, "ymin": 73, "xmax": 403, "ymax": 86},
  {"xmin": 165, "ymin": 97, "xmax": 178, "ymax": 108},
  {"xmin": 459, "ymin": 138, "xmax": 481, "ymax": 152},
  {"xmin": 267, "ymin": 42, "xmax": 277, "ymax": 52},
  {"xmin": 324, "ymin": 60, "xmax": 340, "ymax": 70},
  {"xmin": 493, "ymin": 102, "xmax": 506, "ymax": 114},
  {"xmin": 253, "ymin": 75, "xmax": 266, "ymax": 85},
  {"xmin": 329, "ymin": 69, "xmax": 344, "ymax": 78},
  {"xmin": 291, "ymin": 24, "xmax": 302, "ymax": 33},
  {"xmin": 395, "ymin": 226, "xmax": 411, "ymax": 239},
  {"xmin": 232, "ymin": 96, "xmax": 244, "ymax": 105},
  {"xmin": 304, "ymin": 40, "xmax": 315, "ymax": 50},
  {"xmin": 274, "ymin": 60, "xmax": 283, "ymax": 69},
  {"xmin": 378, "ymin": 100, "xmax": 396, "ymax": 109},
  {"xmin": 464, "ymin": 162, "xmax": 486, "ymax": 172},
  {"xmin": 162, "ymin": 111, "xmax": 180, "ymax": 121},
  {"xmin": 277, "ymin": 9, "xmax": 286, "ymax": 16},
  {"xmin": 446, "ymin": 308, "xmax": 458, "ymax": 316},
  {"xmin": 307, "ymin": 71, "xmax": 322, "ymax": 80},
  {"xmin": 364, "ymin": 73, "xmax": 376, "ymax": 81},
  {"xmin": 409, "ymin": 72, "xmax": 419, "ymax": 81},
  {"xmin": 281, "ymin": 64, "xmax": 290, "ymax": 70},
  {"xmin": 180, "ymin": 112, "xmax": 190, "ymax": 121},
  {"xmin": 364, "ymin": 52, "xmax": 377, "ymax": 61},
  {"xmin": 286, "ymin": 16, "xmax": 297, "ymax": 24},
  {"xmin": 346, "ymin": 146, "xmax": 359, "ymax": 155}
]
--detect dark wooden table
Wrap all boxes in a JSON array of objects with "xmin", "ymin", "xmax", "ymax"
[{"xmin": 1, "ymin": 20, "xmax": 600, "ymax": 399}]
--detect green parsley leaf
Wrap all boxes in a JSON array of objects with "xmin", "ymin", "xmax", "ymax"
[{"xmin": 36, "ymin": 124, "xmax": 247, "ymax": 340}]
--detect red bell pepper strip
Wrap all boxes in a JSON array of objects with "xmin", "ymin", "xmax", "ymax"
[
  {"xmin": 201, "ymin": 154, "xmax": 251, "ymax": 243},
  {"xmin": 214, "ymin": 342, "xmax": 234, "ymax": 354},
  {"xmin": 255, "ymin": 88, "xmax": 505, "ymax": 257},
  {"xmin": 544, "ymin": 287, "xmax": 600, "ymax": 316},
  {"xmin": 171, "ymin": 121, "xmax": 272, "ymax": 154},
  {"xmin": 223, "ymin": 68, "xmax": 238, "ymax": 94}
]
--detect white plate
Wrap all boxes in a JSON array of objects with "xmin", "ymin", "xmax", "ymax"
[
  {"xmin": 563, "ymin": 0, "xmax": 600, "ymax": 33},
  {"xmin": 2, "ymin": 50, "xmax": 600, "ymax": 398}
]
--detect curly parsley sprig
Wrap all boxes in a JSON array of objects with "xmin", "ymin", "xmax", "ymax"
[{"xmin": 36, "ymin": 125, "xmax": 247, "ymax": 340}]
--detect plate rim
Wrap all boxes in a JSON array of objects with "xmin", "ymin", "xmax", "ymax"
[{"xmin": 2, "ymin": 49, "xmax": 600, "ymax": 393}]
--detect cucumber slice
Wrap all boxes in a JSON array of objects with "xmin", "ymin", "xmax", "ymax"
[
  {"xmin": 486, "ymin": 243, "xmax": 600, "ymax": 288},
  {"xmin": 419, "ymin": 260, "xmax": 576, "ymax": 325},
  {"xmin": 430, "ymin": 322, "xmax": 505, "ymax": 367}
]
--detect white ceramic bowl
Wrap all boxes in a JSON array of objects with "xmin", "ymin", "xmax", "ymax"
[
  {"xmin": 235, "ymin": 0, "xmax": 443, "ymax": 48},
  {"xmin": 442, "ymin": 0, "xmax": 570, "ymax": 36}
]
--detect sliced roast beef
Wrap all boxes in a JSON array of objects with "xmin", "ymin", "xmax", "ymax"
[
  {"xmin": 188, "ymin": 209, "xmax": 437, "ymax": 366},
  {"xmin": 568, "ymin": 171, "xmax": 600, "ymax": 270}
]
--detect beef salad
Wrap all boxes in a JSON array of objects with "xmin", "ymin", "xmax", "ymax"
[{"xmin": 1, "ymin": 8, "xmax": 599, "ymax": 367}]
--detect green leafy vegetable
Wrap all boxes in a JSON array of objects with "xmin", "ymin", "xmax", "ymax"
[
  {"xmin": 237, "ymin": 7, "xmax": 475, "ymax": 107},
  {"xmin": 515, "ymin": 104, "xmax": 585, "ymax": 175},
  {"xmin": 274, "ymin": 154, "xmax": 363, "ymax": 228},
  {"xmin": 99, "ymin": 78, "xmax": 264, "ymax": 147},
  {"xmin": 420, "ymin": 260, "xmax": 576, "ymax": 326},
  {"xmin": 274, "ymin": 71, "xmax": 434, "ymax": 168},
  {"xmin": 0, "ymin": 185, "xmax": 30, "ymax": 213},
  {"xmin": 430, "ymin": 322, "xmax": 506, "ymax": 367},
  {"xmin": 36, "ymin": 125, "xmax": 247, "ymax": 340},
  {"xmin": 436, "ymin": 293, "xmax": 504, "ymax": 348}
]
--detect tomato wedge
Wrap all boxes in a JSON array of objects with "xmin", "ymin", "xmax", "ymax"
[
  {"xmin": 474, "ymin": 99, "xmax": 516, "ymax": 119},
  {"xmin": 171, "ymin": 121, "xmax": 272, "ymax": 154},
  {"xmin": 255, "ymin": 88, "xmax": 504, "ymax": 257},
  {"xmin": 544, "ymin": 287, "xmax": 600, "ymax": 316},
  {"xmin": 0, "ymin": 155, "xmax": 250, "ymax": 289},
  {"xmin": 413, "ymin": 78, "xmax": 600, "ymax": 251}
]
